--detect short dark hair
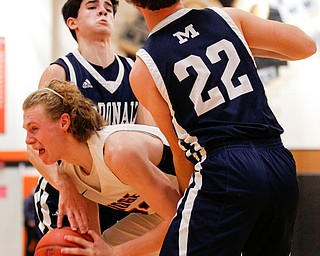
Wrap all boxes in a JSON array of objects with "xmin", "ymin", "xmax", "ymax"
[
  {"xmin": 62, "ymin": 0, "xmax": 119, "ymax": 41},
  {"xmin": 125, "ymin": 0, "xmax": 178, "ymax": 11}
]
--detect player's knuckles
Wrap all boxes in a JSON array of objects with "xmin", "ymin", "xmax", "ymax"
[{"xmin": 67, "ymin": 210, "xmax": 76, "ymax": 217}]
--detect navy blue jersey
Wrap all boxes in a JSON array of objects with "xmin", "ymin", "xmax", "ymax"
[
  {"xmin": 53, "ymin": 50, "xmax": 139, "ymax": 125},
  {"xmin": 137, "ymin": 7, "xmax": 283, "ymax": 162}
]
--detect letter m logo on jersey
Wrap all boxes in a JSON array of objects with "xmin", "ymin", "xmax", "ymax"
[{"xmin": 173, "ymin": 24, "xmax": 200, "ymax": 44}]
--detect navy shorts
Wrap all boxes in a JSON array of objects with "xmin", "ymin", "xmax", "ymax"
[{"xmin": 160, "ymin": 137, "xmax": 299, "ymax": 256}]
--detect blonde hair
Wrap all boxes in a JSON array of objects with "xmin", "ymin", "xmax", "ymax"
[{"xmin": 23, "ymin": 79, "xmax": 106, "ymax": 142}]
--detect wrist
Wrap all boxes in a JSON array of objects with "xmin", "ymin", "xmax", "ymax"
[{"xmin": 54, "ymin": 172, "xmax": 72, "ymax": 191}]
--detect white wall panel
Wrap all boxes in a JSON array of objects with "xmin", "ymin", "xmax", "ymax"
[
  {"xmin": 0, "ymin": 167, "xmax": 23, "ymax": 256},
  {"xmin": 0, "ymin": 0, "xmax": 53, "ymax": 151}
]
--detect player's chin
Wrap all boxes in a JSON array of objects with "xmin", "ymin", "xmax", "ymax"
[
  {"xmin": 41, "ymin": 158, "xmax": 55, "ymax": 165},
  {"xmin": 39, "ymin": 150, "xmax": 56, "ymax": 165}
]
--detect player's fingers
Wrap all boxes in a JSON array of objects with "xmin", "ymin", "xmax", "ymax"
[
  {"xmin": 65, "ymin": 234, "xmax": 89, "ymax": 245},
  {"xmin": 74, "ymin": 211, "xmax": 88, "ymax": 234},
  {"xmin": 81, "ymin": 211, "xmax": 90, "ymax": 233},
  {"xmin": 66, "ymin": 211, "xmax": 79, "ymax": 231},
  {"xmin": 61, "ymin": 246, "xmax": 91, "ymax": 255},
  {"xmin": 57, "ymin": 210, "xmax": 65, "ymax": 229}
]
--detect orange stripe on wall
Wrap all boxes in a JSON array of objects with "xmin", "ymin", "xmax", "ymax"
[
  {"xmin": 291, "ymin": 150, "xmax": 320, "ymax": 174},
  {"xmin": 0, "ymin": 37, "xmax": 5, "ymax": 133},
  {"xmin": 0, "ymin": 150, "xmax": 319, "ymax": 174},
  {"xmin": 0, "ymin": 151, "xmax": 28, "ymax": 162}
]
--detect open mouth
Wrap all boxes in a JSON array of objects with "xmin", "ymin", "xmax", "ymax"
[{"xmin": 39, "ymin": 148, "xmax": 45, "ymax": 156}]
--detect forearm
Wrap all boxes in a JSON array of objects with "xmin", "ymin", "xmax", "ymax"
[
  {"xmin": 250, "ymin": 48, "xmax": 306, "ymax": 61},
  {"xmin": 136, "ymin": 104, "xmax": 156, "ymax": 126},
  {"xmin": 225, "ymin": 8, "xmax": 316, "ymax": 61},
  {"xmin": 27, "ymin": 145, "xmax": 74, "ymax": 191},
  {"xmin": 27, "ymin": 145, "xmax": 60, "ymax": 189},
  {"xmin": 150, "ymin": 110, "xmax": 194, "ymax": 193},
  {"xmin": 82, "ymin": 198, "xmax": 100, "ymax": 234},
  {"xmin": 113, "ymin": 217, "xmax": 170, "ymax": 256},
  {"xmin": 172, "ymin": 148, "xmax": 194, "ymax": 194}
]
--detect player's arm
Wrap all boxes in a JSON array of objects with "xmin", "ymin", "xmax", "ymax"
[
  {"xmin": 27, "ymin": 145, "xmax": 61, "ymax": 189},
  {"xmin": 38, "ymin": 64, "xmax": 67, "ymax": 88},
  {"xmin": 105, "ymin": 131, "xmax": 181, "ymax": 255},
  {"xmin": 223, "ymin": 8, "xmax": 317, "ymax": 60},
  {"xmin": 130, "ymin": 57, "xmax": 194, "ymax": 194},
  {"xmin": 27, "ymin": 146, "xmax": 90, "ymax": 233},
  {"xmin": 135, "ymin": 103, "xmax": 156, "ymax": 126},
  {"xmin": 63, "ymin": 131, "xmax": 182, "ymax": 255}
]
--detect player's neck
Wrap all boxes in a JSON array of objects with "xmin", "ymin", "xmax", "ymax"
[
  {"xmin": 141, "ymin": 2, "xmax": 184, "ymax": 31},
  {"xmin": 62, "ymin": 141, "xmax": 93, "ymax": 173},
  {"xmin": 77, "ymin": 39, "xmax": 115, "ymax": 69}
]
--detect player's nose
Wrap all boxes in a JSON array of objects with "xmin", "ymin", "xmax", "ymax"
[{"xmin": 25, "ymin": 133, "xmax": 36, "ymax": 145}]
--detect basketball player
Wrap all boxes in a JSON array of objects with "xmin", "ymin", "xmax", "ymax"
[
  {"xmin": 124, "ymin": 0, "xmax": 317, "ymax": 255},
  {"xmin": 29, "ymin": 0, "xmax": 154, "ymax": 237},
  {"xmin": 23, "ymin": 79, "xmax": 180, "ymax": 255}
]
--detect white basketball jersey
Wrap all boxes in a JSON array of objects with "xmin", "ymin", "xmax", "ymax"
[{"xmin": 64, "ymin": 124, "xmax": 178, "ymax": 215}]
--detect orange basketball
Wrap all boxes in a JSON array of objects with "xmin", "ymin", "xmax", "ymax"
[{"xmin": 34, "ymin": 227, "xmax": 93, "ymax": 256}]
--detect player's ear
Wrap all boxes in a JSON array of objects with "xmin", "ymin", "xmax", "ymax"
[
  {"xmin": 60, "ymin": 113, "xmax": 71, "ymax": 131},
  {"xmin": 66, "ymin": 17, "xmax": 77, "ymax": 30}
]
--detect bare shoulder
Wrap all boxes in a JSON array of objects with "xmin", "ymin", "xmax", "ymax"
[
  {"xmin": 39, "ymin": 64, "xmax": 66, "ymax": 88},
  {"xmin": 220, "ymin": 7, "xmax": 241, "ymax": 17},
  {"xmin": 131, "ymin": 56, "xmax": 153, "ymax": 80},
  {"xmin": 105, "ymin": 129, "xmax": 160, "ymax": 149}
]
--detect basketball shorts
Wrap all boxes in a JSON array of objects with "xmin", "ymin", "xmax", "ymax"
[{"xmin": 160, "ymin": 137, "xmax": 299, "ymax": 256}]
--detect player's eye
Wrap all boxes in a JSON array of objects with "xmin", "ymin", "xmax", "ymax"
[
  {"xmin": 86, "ymin": 3, "xmax": 97, "ymax": 9},
  {"xmin": 31, "ymin": 127, "xmax": 39, "ymax": 132}
]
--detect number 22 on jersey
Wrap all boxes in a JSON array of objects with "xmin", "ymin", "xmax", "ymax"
[{"xmin": 174, "ymin": 39, "xmax": 253, "ymax": 116}]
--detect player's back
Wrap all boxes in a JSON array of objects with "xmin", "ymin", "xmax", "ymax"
[{"xmin": 138, "ymin": 7, "xmax": 283, "ymax": 154}]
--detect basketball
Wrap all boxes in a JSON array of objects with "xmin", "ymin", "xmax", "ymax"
[{"xmin": 34, "ymin": 227, "xmax": 93, "ymax": 256}]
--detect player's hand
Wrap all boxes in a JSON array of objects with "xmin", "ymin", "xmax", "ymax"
[
  {"xmin": 61, "ymin": 230, "xmax": 115, "ymax": 256},
  {"xmin": 57, "ymin": 163, "xmax": 90, "ymax": 234}
]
